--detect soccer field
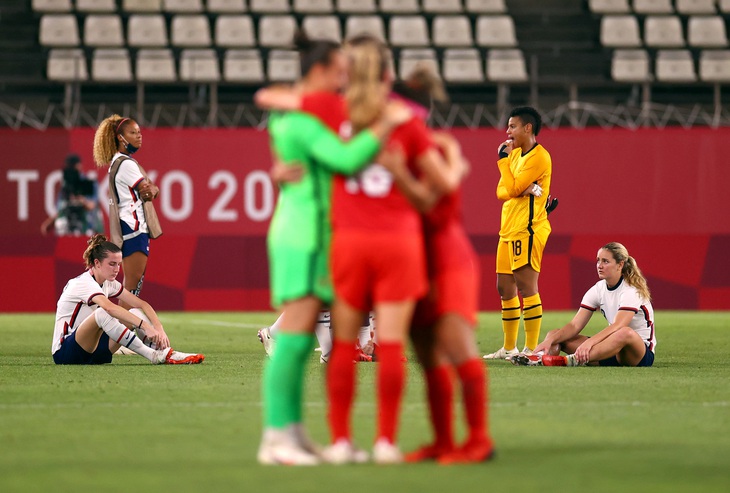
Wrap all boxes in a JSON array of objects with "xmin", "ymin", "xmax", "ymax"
[{"xmin": 1, "ymin": 311, "xmax": 729, "ymax": 493}]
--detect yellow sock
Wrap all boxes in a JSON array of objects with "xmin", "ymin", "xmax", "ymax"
[
  {"xmin": 522, "ymin": 293, "xmax": 543, "ymax": 351},
  {"xmin": 501, "ymin": 296, "xmax": 521, "ymax": 351}
]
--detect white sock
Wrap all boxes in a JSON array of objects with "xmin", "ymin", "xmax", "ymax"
[
  {"xmin": 357, "ymin": 324, "xmax": 371, "ymax": 349},
  {"xmin": 314, "ymin": 311, "xmax": 332, "ymax": 357},
  {"xmin": 268, "ymin": 313, "xmax": 284, "ymax": 338},
  {"xmin": 94, "ymin": 308, "xmax": 158, "ymax": 362},
  {"xmin": 368, "ymin": 312, "xmax": 377, "ymax": 345}
]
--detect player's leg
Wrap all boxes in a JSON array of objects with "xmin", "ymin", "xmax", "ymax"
[
  {"xmin": 314, "ymin": 311, "xmax": 333, "ymax": 363},
  {"xmin": 119, "ymin": 234, "xmax": 150, "ymax": 309},
  {"xmin": 513, "ymin": 230, "xmax": 549, "ymax": 352},
  {"xmin": 485, "ymin": 240, "xmax": 520, "ymax": 359},
  {"xmin": 590, "ymin": 327, "xmax": 649, "ymax": 366},
  {"xmin": 372, "ymin": 299, "xmax": 416, "ymax": 464}
]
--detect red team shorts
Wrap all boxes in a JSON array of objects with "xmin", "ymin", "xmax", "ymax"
[
  {"xmin": 413, "ymin": 226, "xmax": 479, "ymax": 327},
  {"xmin": 332, "ymin": 230, "xmax": 427, "ymax": 312}
]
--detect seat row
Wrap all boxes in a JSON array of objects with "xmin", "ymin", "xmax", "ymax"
[
  {"xmin": 612, "ymin": 48, "xmax": 730, "ymax": 81},
  {"xmin": 46, "ymin": 46, "xmax": 528, "ymax": 84},
  {"xmin": 39, "ymin": 13, "xmax": 519, "ymax": 49},
  {"xmin": 33, "ymin": 0, "xmax": 507, "ymax": 15},
  {"xmin": 590, "ymin": 0, "xmax": 730, "ymax": 15},
  {"xmin": 601, "ymin": 14, "xmax": 729, "ymax": 48}
]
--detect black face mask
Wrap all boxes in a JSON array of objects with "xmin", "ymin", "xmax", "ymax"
[{"xmin": 120, "ymin": 136, "xmax": 138, "ymax": 155}]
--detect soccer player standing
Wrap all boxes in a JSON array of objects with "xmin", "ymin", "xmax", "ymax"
[{"xmin": 484, "ymin": 107, "xmax": 552, "ymax": 360}]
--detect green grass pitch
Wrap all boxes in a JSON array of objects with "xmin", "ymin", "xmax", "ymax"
[{"xmin": 1, "ymin": 311, "xmax": 729, "ymax": 493}]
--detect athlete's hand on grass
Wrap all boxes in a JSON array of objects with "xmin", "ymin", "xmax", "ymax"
[{"xmin": 270, "ymin": 160, "xmax": 305, "ymax": 184}]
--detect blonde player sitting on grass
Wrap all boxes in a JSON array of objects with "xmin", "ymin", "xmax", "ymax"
[
  {"xmin": 511, "ymin": 242, "xmax": 656, "ymax": 367},
  {"xmin": 51, "ymin": 234, "xmax": 204, "ymax": 365}
]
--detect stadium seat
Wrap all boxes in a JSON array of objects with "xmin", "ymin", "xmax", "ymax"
[
  {"xmin": 644, "ymin": 15, "xmax": 685, "ymax": 48},
  {"xmin": 136, "ymin": 48, "xmax": 177, "ymax": 81},
  {"xmin": 443, "ymin": 48, "xmax": 484, "ymax": 82},
  {"xmin": 465, "ymin": 0, "xmax": 507, "ymax": 13},
  {"xmin": 163, "ymin": 0, "xmax": 204, "ymax": 12},
  {"xmin": 611, "ymin": 49, "xmax": 652, "ymax": 82},
  {"xmin": 432, "ymin": 15, "xmax": 473, "ymax": 47},
  {"xmin": 600, "ymin": 15, "xmax": 642, "ymax": 47},
  {"xmin": 687, "ymin": 16, "xmax": 728, "ymax": 48},
  {"xmin": 345, "ymin": 15, "xmax": 386, "ymax": 41},
  {"xmin": 92, "ymin": 48, "xmax": 133, "ymax": 81},
  {"xmin": 76, "ymin": 0, "xmax": 117, "ymax": 13},
  {"xmin": 476, "ymin": 15, "xmax": 518, "ymax": 47},
  {"xmin": 293, "ymin": 0, "xmax": 333, "ymax": 13},
  {"xmin": 336, "ymin": 0, "xmax": 376, "ymax": 13},
  {"xmin": 128, "ymin": 15, "xmax": 168, "ymax": 47},
  {"xmin": 380, "ymin": 0, "xmax": 420, "ymax": 14},
  {"xmin": 224, "ymin": 49, "xmax": 265, "ymax": 82},
  {"xmin": 215, "ymin": 15, "xmax": 256, "ymax": 48},
  {"xmin": 171, "ymin": 15, "xmax": 212, "ymax": 47},
  {"xmin": 632, "ymin": 0, "xmax": 673, "ymax": 14},
  {"xmin": 267, "ymin": 49, "xmax": 300, "ymax": 81},
  {"xmin": 422, "ymin": 0, "xmax": 463, "ymax": 14},
  {"xmin": 47, "ymin": 49, "xmax": 88, "ymax": 81},
  {"xmin": 486, "ymin": 48, "xmax": 528, "ymax": 82},
  {"xmin": 398, "ymin": 48, "xmax": 439, "ymax": 80},
  {"xmin": 123, "ymin": 0, "xmax": 162, "ymax": 12},
  {"xmin": 720, "ymin": 0, "xmax": 730, "ymax": 14},
  {"xmin": 32, "ymin": 0, "xmax": 72, "ymax": 13},
  {"xmin": 699, "ymin": 49, "xmax": 730, "ymax": 82},
  {"xmin": 250, "ymin": 0, "xmax": 290, "ymax": 13},
  {"xmin": 302, "ymin": 16, "xmax": 342, "ymax": 42},
  {"xmin": 487, "ymin": 49, "xmax": 528, "ymax": 82},
  {"xmin": 207, "ymin": 0, "xmax": 247, "ymax": 13},
  {"xmin": 655, "ymin": 49, "xmax": 696, "ymax": 82},
  {"xmin": 39, "ymin": 15, "xmax": 79, "ymax": 47},
  {"xmin": 84, "ymin": 15, "xmax": 124, "ymax": 48},
  {"xmin": 180, "ymin": 49, "xmax": 221, "ymax": 81},
  {"xmin": 676, "ymin": 0, "xmax": 716, "ymax": 15},
  {"xmin": 588, "ymin": 0, "xmax": 631, "ymax": 14},
  {"xmin": 389, "ymin": 16, "xmax": 430, "ymax": 47},
  {"xmin": 259, "ymin": 15, "xmax": 297, "ymax": 47}
]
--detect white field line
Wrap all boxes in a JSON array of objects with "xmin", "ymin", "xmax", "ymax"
[{"xmin": 0, "ymin": 401, "xmax": 727, "ymax": 411}]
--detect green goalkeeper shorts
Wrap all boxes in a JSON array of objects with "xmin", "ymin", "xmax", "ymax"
[{"xmin": 268, "ymin": 243, "xmax": 333, "ymax": 307}]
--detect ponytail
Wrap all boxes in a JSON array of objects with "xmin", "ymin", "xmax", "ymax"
[
  {"xmin": 601, "ymin": 242, "xmax": 651, "ymax": 301},
  {"xmin": 83, "ymin": 233, "xmax": 121, "ymax": 268},
  {"xmin": 345, "ymin": 35, "xmax": 390, "ymax": 132}
]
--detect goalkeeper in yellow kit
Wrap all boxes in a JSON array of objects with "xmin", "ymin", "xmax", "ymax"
[{"xmin": 484, "ymin": 107, "xmax": 553, "ymax": 360}]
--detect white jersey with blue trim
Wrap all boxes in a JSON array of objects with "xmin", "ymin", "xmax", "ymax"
[
  {"xmin": 110, "ymin": 152, "xmax": 148, "ymax": 240},
  {"xmin": 580, "ymin": 277, "xmax": 657, "ymax": 352},
  {"xmin": 51, "ymin": 271, "xmax": 123, "ymax": 354}
]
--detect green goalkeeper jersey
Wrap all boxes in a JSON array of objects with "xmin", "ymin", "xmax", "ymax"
[{"xmin": 266, "ymin": 110, "xmax": 381, "ymax": 306}]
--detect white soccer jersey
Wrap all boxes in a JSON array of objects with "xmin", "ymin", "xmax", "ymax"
[
  {"xmin": 51, "ymin": 271, "xmax": 123, "ymax": 354},
  {"xmin": 580, "ymin": 277, "xmax": 657, "ymax": 352},
  {"xmin": 110, "ymin": 152, "xmax": 148, "ymax": 240}
]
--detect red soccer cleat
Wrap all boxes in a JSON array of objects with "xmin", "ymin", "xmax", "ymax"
[
  {"xmin": 404, "ymin": 443, "xmax": 454, "ymax": 463},
  {"xmin": 437, "ymin": 438, "xmax": 495, "ymax": 465},
  {"xmin": 541, "ymin": 355, "xmax": 568, "ymax": 366}
]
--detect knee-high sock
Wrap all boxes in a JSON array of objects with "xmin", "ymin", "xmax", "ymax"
[
  {"xmin": 501, "ymin": 296, "xmax": 521, "ymax": 351},
  {"xmin": 262, "ymin": 332, "xmax": 314, "ymax": 429},
  {"xmin": 456, "ymin": 358, "xmax": 489, "ymax": 443},
  {"xmin": 425, "ymin": 365, "xmax": 454, "ymax": 450},
  {"xmin": 314, "ymin": 311, "xmax": 332, "ymax": 357},
  {"xmin": 94, "ymin": 308, "xmax": 156, "ymax": 362},
  {"xmin": 522, "ymin": 293, "xmax": 543, "ymax": 351},
  {"xmin": 376, "ymin": 341, "xmax": 406, "ymax": 443},
  {"xmin": 327, "ymin": 339, "xmax": 357, "ymax": 442}
]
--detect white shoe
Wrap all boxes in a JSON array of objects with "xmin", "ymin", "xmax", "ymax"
[
  {"xmin": 372, "ymin": 438, "xmax": 403, "ymax": 465},
  {"xmin": 290, "ymin": 423, "xmax": 322, "ymax": 457},
  {"xmin": 114, "ymin": 346, "xmax": 136, "ymax": 355},
  {"xmin": 521, "ymin": 347, "xmax": 534, "ymax": 355},
  {"xmin": 319, "ymin": 351, "xmax": 330, "ymax": 364},
  {"xmin": 152, "ymin": 347, "xmax": 205, "ymax": 365},
  {"xmin": 483, "ymin": 347, "xmax": 519, "ymax": 360},
  {"xmin": 258, "ymin": 428, "xmax": 319, "ymax": 466},
  {"xmin": 257, "ymin": 327, "xmax": 275, "ymax": 357},
  {"xmin": 322, "ymin": 439, "xmax": 369, "ymax": 464}
]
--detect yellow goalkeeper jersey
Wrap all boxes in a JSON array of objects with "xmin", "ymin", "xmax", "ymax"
[{"xmin": 496, "ymin": 143, "xmax": 552, "ymax": 241}]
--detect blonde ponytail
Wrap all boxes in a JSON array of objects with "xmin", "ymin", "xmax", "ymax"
[
  {"xmin": 345, "ymin": 35, "xmax": 390, "ymax": 132},
  {"xmin": 602, "ymin": 242, "xmax": 651, "ymax": 301},
  {"xmin": 93, "ymin": 114, "xmax": 126, "ymax": 167}
]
